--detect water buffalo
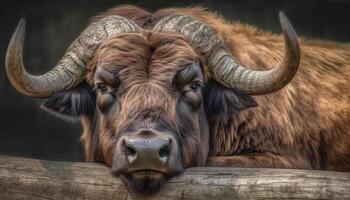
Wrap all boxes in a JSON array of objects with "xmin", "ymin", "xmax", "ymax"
[{"xmin": 5, "ymin": 5, "xmax": 350, "ymax": 194}]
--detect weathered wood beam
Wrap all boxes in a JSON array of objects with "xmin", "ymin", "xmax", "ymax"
[{"xmin": 0, "ymin": 156, "xmax": 349, "ymax": 200}]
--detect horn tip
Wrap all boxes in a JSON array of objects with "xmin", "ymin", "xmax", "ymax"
[
  {"xmin": 17, "ymin": 18, "xmax": 26, "ymax": 30},
  {"xmin": 19, "ymin": 17, "xmax": 26, "ymax": 24},
  {"xmin": 278, "ymin": 11, "xmax": 290, "ymax": 27},
  {"xmin": 278, "ymin": 11, "xmax": 286, "ymax": 20},
  {"xmin": 278, "ymin": 11, "xmax": 298, "ymax": 40},
  {"xmin": 13, "ymin": 18, "xmax": 26, "ymax": 40}
]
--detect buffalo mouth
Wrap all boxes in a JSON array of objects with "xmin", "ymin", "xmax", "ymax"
[{"xmin": 120, "ymin": 170, "xmax": 172, "ymax": 194}]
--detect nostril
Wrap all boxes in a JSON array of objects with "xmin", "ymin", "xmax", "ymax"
[
  {"xmin": 125, "ymin": 145, "xmax": 136, "ymax": 157},
  {"xmin": 125, "ymin": 143, "xmax": 137, "ymax": 164},
  {"xmin": 159, "ymin": 144, "xmax": 171, "ymax": 161},
  {"xmin": 123, "ymin": 139, "xmax": 137, "ymax": 163}
]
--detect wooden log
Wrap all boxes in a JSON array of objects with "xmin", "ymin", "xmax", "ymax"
[{"xmin": 0, "ymin": 156, "xmax": 349, "ymax": 200}]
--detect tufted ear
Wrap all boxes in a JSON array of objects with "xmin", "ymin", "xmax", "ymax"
[
  {"xmin": 203, "ymin": 80, "xmax": 257, "ymax": 117},
  {"xmin": 41, "ymin": 83, "xmax": 96, "ymax": 120}
]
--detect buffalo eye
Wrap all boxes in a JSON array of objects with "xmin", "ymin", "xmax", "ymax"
[
  {"xmin": 174, "ymin": 63, "xmax": 204, "ymax": 111},
  {"xmin": 189, "ymin": 80, "xmax": 203, "ymax": 90},
  {"xmin": 96, "ymin": 83, "xmax": 108, "ymax": 94},
  {"xmin": 95, "ymin": 82, "xmax": 116, "ymax": 113},
  {"xmin": 93, "ymin": 67, "xmax": 120, "ymax": 114},
  {"xmin": 181, "ymin": 80, "xmax": 203, "ymax": 111}
]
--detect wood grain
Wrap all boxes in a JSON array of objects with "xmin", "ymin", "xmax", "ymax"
[{"xmin": 0, "ymin": 156, "xmax": 349, "ymax": 200}]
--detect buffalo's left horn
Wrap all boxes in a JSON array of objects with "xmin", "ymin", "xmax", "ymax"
[
  {"xmin": 6, "ymin": 16, "xmax": 140, "ymax": 97},
  {"xmin": 153, "ymin": 12, "xmax": 300, "ymax": 95}
]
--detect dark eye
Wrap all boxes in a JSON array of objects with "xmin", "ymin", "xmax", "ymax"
[
  {"xmin": 190, "ymin": 80, "xmax": 202, "ymax": 90},
  {"xmin": 96, "ymin": 83, "xmax": 108, "ymax": 94}
]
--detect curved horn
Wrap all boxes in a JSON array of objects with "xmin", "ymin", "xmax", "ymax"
[
  {"xmin": 6, "ymin": 16, "xmax": 140, "ymax": 97},
  {"xmin": 153, "ymin": 12, "xmax": 300, "ymax": 95}
]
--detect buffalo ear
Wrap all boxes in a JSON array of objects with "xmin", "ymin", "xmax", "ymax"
[
  {"xmin": 41, "ymin": 83, "xmax": 96, "ymax": 120},
  {"xmin": 203, "ymin": 80, "xmax": 257, "ymax": 116}
]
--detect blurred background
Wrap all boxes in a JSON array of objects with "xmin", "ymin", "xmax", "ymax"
[{"xmin": 0, "ymin": 0, "xmax": 349, "ymax": 162}]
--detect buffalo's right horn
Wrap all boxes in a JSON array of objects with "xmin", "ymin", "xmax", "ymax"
[
  {"xmin": 6, "ymin": 16, "xmax": 140, "ymax": 97},
  {"xmin": 153, "ymin": 12, "xmax": 300, "ymax": 95}
]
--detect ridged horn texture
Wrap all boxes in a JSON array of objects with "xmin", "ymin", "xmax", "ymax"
[
  {"xmin": 6, "ymin": 16, "xmax": 140, "ymax": 97},
  {"xmin": 153, "ymin": 12, "xmax": 300, "ymax": 95}
]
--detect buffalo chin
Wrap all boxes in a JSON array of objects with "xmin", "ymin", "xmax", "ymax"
[{"xmin": 120, "ymin": 171, "xmax": 171, "ymax": 195}]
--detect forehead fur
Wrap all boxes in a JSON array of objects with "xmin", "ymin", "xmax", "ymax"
[
  {"xmin": 86, "ymin": 32, "xmax": 208, "ymax": 135},
  {"xmin": 87, "ymin": 32, "xmax": 207, "ymax": 88}
]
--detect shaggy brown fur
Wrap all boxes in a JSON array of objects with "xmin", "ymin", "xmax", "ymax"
[{"xmin": 81, "ymin": 5, "xmax": 350, "ymax": 171}]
